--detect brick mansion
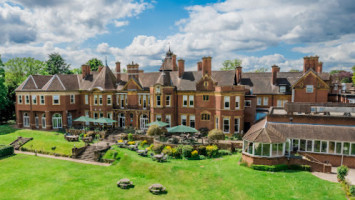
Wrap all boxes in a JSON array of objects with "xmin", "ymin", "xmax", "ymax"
[{"xmin": 15, "ymin": 50, "xmax": 355, "ymax": 134}]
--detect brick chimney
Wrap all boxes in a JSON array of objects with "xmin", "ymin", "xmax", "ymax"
[
  {"xmin": 197, "ymin": 61, "xmax": 202, "ymax": 71},
  {"xmin": 316, "ymin": 62, "xmax": 323, "ymax": 73},
  {"xmin": 271, "ymin": 65, "xmax": 280, "ymax": 85},
  {"xmin": 235, "ymin": 66, "xmax": 242, "ymax": 85},
  {"xmin": 98, "ymin": 66, "xmax": 104, "ymax": 73},
  {"xmin": 172, "ymin": 54, "xmax": 178, "ymax": 71},
  {"xmin": 202, "ymin": 57, "xmax": 212, "ymax": 76},
  {"xmin": 127, "ymin": 62, "xmax": 139, "ymax": 80},
  {"xmin": 115, "ymin": 61, "xmax": 121, "ymax": 82},
  {"xmin": 81, "ymin": 64, "xmax": 90, "ymax": 79},
  {"xmin": 178, "ymin": 59, "xmax": 185, "ymax": 78},
  {"xmin": 303, "ymin": 56, "xmax": 320, "ymax": 73}
]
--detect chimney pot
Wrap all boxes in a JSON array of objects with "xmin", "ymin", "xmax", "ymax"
[
  {"xmin": 115, "ymin": 61, "xmax": 121, "ymax": 82},
  {"xmin": 178, "ymin": 59, "xmax": 185, "ymax": 78},
  {"xmin": 202, "ymin": 56, "xmax": 212, "ymax": 76},
  {"xmin": 236, "ymin": 66, "xmax": 242, "ymax": 84},
  {"xmin": 271, "ymin": 65, "xmax": 280, "ymax": 85}
]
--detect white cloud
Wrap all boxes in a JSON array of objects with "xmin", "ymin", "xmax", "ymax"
[{"xmin": 114, "ymin": 20, "xmax": 129, "ymax": 27}]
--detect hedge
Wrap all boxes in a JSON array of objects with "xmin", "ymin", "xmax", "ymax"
[
  {"xmin": 252, "ymin": 164, "xmax": 311, "ymax": 172},
  {"xmin": 0, "ymin": 145, "xmax": 14, "ymax": 158}
]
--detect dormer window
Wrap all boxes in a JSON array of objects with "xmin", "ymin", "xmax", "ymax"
[
  {"xmin": 156, "ymin": 86, "xmax": 160, "ymax": 94},
  {"xmin": 279, "ymin": 86, "xmax": 286, "ymax": 93}
]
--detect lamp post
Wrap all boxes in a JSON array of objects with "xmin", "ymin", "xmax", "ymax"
[{"xmin": 341, "ymin": 146, "xmax": 348, "ymax": 166}]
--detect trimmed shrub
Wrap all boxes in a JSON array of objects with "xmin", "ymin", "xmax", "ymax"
[
  {"xmin": 289, "ymin": 164, "xmax": 311, "ymax": 171},
  {"xmin": 127, "ymin": 133, "xmax": 133, "ymax": 141},
  {"xmin": 218, "ymin": 150, "xmax": 232, "ymax": 156},
  {"xmin": 337, "ymin": 165, "xmax": 349, "ymax": 182},
  {"xmin": 0, "ymin": 145, "xmax": 14, "ymax": 157},
  {"xmin": 252, "ymin": 164, "xmax": 288, "ymax": 172},
  {"xmin": 162, "ymin": 146, "xmax": 173, "ymax": 156},
  {"xmin": 206, "ymin": 145, "xmax": 219, "ymax": 158},
  {"xmin": 191, "ymin": 150, "xmax": 199, "ymax": 159},
  {"xmin": 140, "ymin": 140, "xmax": 148, "ymax": 147},
  {"xmin": 208, "ymin": 129, "xmax": 225, "ymax": 141},
  {"xmin": 350, "ymin": 185, "xmax": 355, "ymax": 196},
  {"xmin": 171, "ymin": 147, "xmax": 181, "ymax": 159},
  {"xmin": 146, "ymin": 125, "xmax": 163, "ymax": 137},
  {"xmin": 199, "ymin": 155, "xmax": 206, "ymax": 160},
  {"xmin": 199, "ymin": 127, "xmax": 209, "ymax": 137},
  {"xmin": 182, "ymin": 145, "xmax": 193, "ymax": 158},
  {"xmin": 152, "ymin": 144, "xmax": 165, "ymax": 154},
  {"xmin": 198, "ymin": 146, "xmax": 207, "ymax": 156}
]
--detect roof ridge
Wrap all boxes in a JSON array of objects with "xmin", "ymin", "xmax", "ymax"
[{"xmin": 55, "ymin": 74, "xmax": 67, "ymax": 90}]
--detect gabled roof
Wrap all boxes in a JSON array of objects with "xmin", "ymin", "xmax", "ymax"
[
  {"xmin": 89, "ymin": 66, "xmax": 116, "ymax": 91},
  {"xmin": 292, "ymin": 69, "xmax": 329, "ymax": 89},
  {"xmin": 155, "ymin": 71, "xmax": 172, "ymax": 86}
]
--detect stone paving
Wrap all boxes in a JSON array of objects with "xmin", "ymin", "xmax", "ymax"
[{"xmin": 312, "ymin": 167, "xmax": 355, "ymax": 185}]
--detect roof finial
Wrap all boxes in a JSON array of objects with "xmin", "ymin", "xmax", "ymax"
[
  {"xmin": 105, "ymin": 56, "xmax": 108, "ymax": 67},
  {"xmin": 168, "ymin": 42, "xmax": 171, "ymax": 52}
]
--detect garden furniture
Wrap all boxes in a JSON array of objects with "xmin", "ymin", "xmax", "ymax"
[
  {"xmin": 153, "ymin": 153, "xmax": 165, "ymax": 162},
  {"xmin": 117, "ymin": 178, "xmax": 134, "ymax": 189},
  {"xmin": 149, "ymin": 184, "xmax": 166, "ymax": 195}
]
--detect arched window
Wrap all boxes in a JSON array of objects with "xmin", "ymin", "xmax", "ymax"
[
  {"xmin": 140, "ymin": 114, "xmax": 149, "ymax": 130},
  {"xmin": 52, "ymin": 113, "xmax": 62, "ymax": 129},
  {"xmin": 23, "ymin": 113, "xmax": 30, "ymax": 127},
  {"xmin": 42, "ymin": 114, "xmax": 46, "ymax": 129}
]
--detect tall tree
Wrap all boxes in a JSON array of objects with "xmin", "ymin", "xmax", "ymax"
[
  {"xmin": 0, "ymin": 55, "xmax": 8, "ymax": 115},
  {"xmin": 220, "ymin": 59, "xmax": 242, "ymax": 71},
  {"xmin": 86, "ymin": 58, "xmax": 103, "ymax": 71},
  {"xmin": 46, "ymin": 53, "xmax": 70, "ymax": 75}
]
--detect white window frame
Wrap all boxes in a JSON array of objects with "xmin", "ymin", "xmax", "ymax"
[
  {"xmin": 306, "ymin": 85, "xmax": 314, "ymax": 93},
  {"xmin": 53, "ymin": 95, "xmax": 60, "ymax": 105},
  {"xmin": 32, "ymin": 95, "xmax": 37, "ymax": 104},
  {"xmin": 23, "ymin": 113, "xmax": 30, "ymax": 127},
  {"xmin": 42, "ymin": 114, "xmax": 46, "ymax": 129},
  {"xmin": 94, "ymin": 95, "xmax": 98, "ymax": 105},
  {"xmin": 107, "ymin": 95, "xmax": 112, "ymax": 105},
  {"xmin": 223, "ymin": 117, "xmax": 230, "ymax": 133},
  {"xmin": 235, "ymin": 96, "xmax": 240, "ymax": 109},
  {"xmin": 156, "ymin": 95, "xmax": 161, "ymax": 107},
  {"xmin": 181, "ymin": 115, "xmax": 187, "ymax": 126},
  {"xmin": 257, "ymin": 97, "xmax": 262, "ymax": 106},
  {"xmin": 263, "ymin": 97, "xmax": 268, "ymax": 106},
  {"xmin": 183, "ymin": 95, "xmax": 187, "ymax": 107},
  {"xmin": 224, "ymin": 96, "xmax": 230, "ymax": 110},
  {"xmin": 156, "ymin": 114, "xmax": 162, "ymax": 121},
  {"xmin": 40, "ymin": 95, "xmax": 45, "ymax": 105},
  {"xmin": 18, "ymin": 95, "xmax": 23, "ymax": 104},
  {"xmin": 234, "ymin": 118, "xmax": 240, "ymax": 133},
  {"xmin": 215, "ymin": 117, "xmax": 219, "ymax": 129},
  {"xmin": 70, "ymin": 94, "xmax": 75, "ymax": 104},
  {"xmin": 166, "ymin": 95, "xmax": 171, "ymax": 107},
  {"xmin": 99, "ymin": 95, "xmax": 103, "ymax": 105},
  {"xmin": 189, "ymin": 115, "xmax": 195, "ymax": 128},
  {"xmin": 85, "ymin": 95, "xmax": 89, "ymax": 105},
  {"xmin": 165, "ymin": 115, "xmax": 171, "ymax": 127},
  {"xmin": 189, "ymin": 95, "xmax": 194, "ymax": 107},
  {"xmin": 280, "ymin": 86, "xmax": 286, "ymax": 93},
  {"xmin": 25, "ymin": 95, "xmax": 30, "ymax": 104}
]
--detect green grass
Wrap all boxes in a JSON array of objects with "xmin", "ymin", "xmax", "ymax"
[
  {"xmin": 0, "ymin": 149, "xmax": 346, "ymax": 200},
  {"xmin": 0, "ymin": 125, "xmax": 84, "ymax": 156}
]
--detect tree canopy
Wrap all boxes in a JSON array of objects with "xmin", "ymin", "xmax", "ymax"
[
  {"xmin": 46, "ymin": 53, "xmax": 70, "ymax": 75},
  {"xmin": 289, "ymin": 69, "xmax": 300, "ymax": 72},
  {"xmin": 220, "ymin": 59, "xmax": 242, "ymax": 71},
  {"xmin": 352, "ymin": 65, "xmax": 355, "ymax": 86},
  {"xmin": 86, "ymin": 58, "xmax": 103, "ymax": 71},
  {"xmin": 0, "ymin": 55, "xmax": 8, "ymax": 112}
]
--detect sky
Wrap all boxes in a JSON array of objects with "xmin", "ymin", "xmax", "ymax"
[{"xmin": 0, "ymin": 0, "xmax": 355, "ymax": 72}]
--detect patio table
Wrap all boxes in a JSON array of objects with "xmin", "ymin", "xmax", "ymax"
[{"xmin": 66, "ymin": 135, "xmax": 79, "ymax": 142}]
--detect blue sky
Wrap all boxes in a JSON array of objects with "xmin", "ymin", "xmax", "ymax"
[{"xmin": 0, "ymin": 0, "xmax": 354, "ymax": 72}]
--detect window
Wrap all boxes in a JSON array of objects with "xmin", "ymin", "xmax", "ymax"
[
  {"xmin": 234, "ymin": 118, "xmax": 240, "ymax": 133},
  {"xmin": 18, "ymin": 95, "xmax": 23, "ymax": 104},
  {"xmin": 156, "ymin": 86, "xmax": 160, "ymax": 93},
  {"xmin": 334, "ymin": 84, "xmax": 338, "ymax": 90},
  {"xmin": 263, "ymin": 97, "xmax": 268, "ymax": 106},
  {"xmin": 165, "ymin": 115, "xmax": 171, "ymax": 127},
  {"xmin": 85, "ymin": 111, "xmax": 90, "ymax": 125},
  {"xmin": 245, "ymin": 100, "xmax": 251, "ymax": 107},
  {"xmin": 336, "ymin": 142, "xmax": 342, "ymax": 154},
  {"xmin": 292, "ymin": 139, "xmax": 299, "ymax": 151},
  {"xmin": 280, "ymin": 86, "xmax": 286, "ymax": 93},
  {"xmin": 204, "ymin": 81, "xmax": 208, "ymax": 87},
  {"xmin": 32, "ymin": 95, "xmax": 37, "ymax": 104},
  {"xmin": 235, "ymin": 96, "xmax": 240, "ymax": 109},
  {"xmin": 329, "ymin": 142, "xmax": 335, "ymax": 154},
  {"xmin": 277, "ymin": 100, "xmax": 282, "ymax": 107},
  {"xmin": 351, "ymin": 143, "xmax": 355, "ymax": 156},
  {"xmin": 143, "ymin": 95, "xmax": 147, "ymax": 109},
  {"xmin": 215, "ymin": 117, "xmax": 219, "ymax": 129},
  {"xmin": 201, "ymin": 113, "xmax": 210, "ymax": 121},
  {"xmin": 349, "ymin": 99, "xmax": 355, "ymax": 104},
  {"xmin": 190, "ymin": 115, "xmax": 195, "ymax": 128},
  {"xmin": 85, "ymin": 95, "xmax": 89, "ymax": 104},
  {"xmin": 42, "ymin": 114, "xmax": 46, "ymax": 129},
  {"xmin": 256, "ymin": 97, "xmax": 261, "ymax": 106},
  {"xmin": 343, "ymin": 142, "xmax": 350, "ymax": 155},
  {"xmin": 224, "ymin": 96, "xmax": 230, "ymax": 109},
  {"xmin": 107, "ymin": 95, "xmax": 112, "ymax": 105},
  {"xmin": 94, "ymin": 112, "xmax": 98, "ymax": 125},
  {"xmin": 120, "ymin": 95, "xmax": 125, "ymax": 108},
  {"xmin": 99, "ymin": 95, "xmax": 103, "ymax": 105},
  {"xmin": 166, "ymin": 95, "xmax": 171, "ymax": 107},
  {"xmin": 321, "ymin": 141, "xmax": 328, "ymax": 153},
  {"xmin": 70, "ymin": 94, "xmax": 75, "ymax": 104},
  {"xmin": 272, "ymin": 143, "xmax": 283, "ymax": 156},
  {"xmin": 181, "ymin": 115, "xmax": 187, "ymax": 126},
  {"xmin": 300, "ymin": 140, "xmax": 306, "ymax": 151},
  {"xmin": 52, "ymin": 113, "xmax": 62, "ymax": 129},
  {"xmin": 223, "ymin": 117, "xmax": 230, "ymax": 133},
  {"xmin": 94, "ymin": 95, "xmax": 98, "ymax": 105},
  {"xmin": 183, "ymin": 95, "xmax": 187, "ymax": 107},
  {"xmin": 40, "ymin": 95, "xmax": 45, "ymax": 105},
  {"xmin": 107, "ymin": 112, "xmax": 113, "ymax": 125},
  {"xmin": 156, "ymin": 114, "xmax": 162, "ymax": 121},
  {"xmin": 25, "ymin": 95, "xmax": 30, "ymax": 104},
  {"xmin": 156, "ymin": 95, "xmax": 161, "ymax": 107},
  {"xmin": 23, "ymin": 113, "xmax": 30, "ymax": 127},
  {"xmin": 139, "ymin": 95, "xmax": 142, "ymax": 105},
  {"xmin": 189, "ymin": 95, "xmax": 194, "ymax": 107},
  {"xmin": 306, "ymin": 85, "xmax": 314, "ymax": 93},
  {"xmin": 314, "ymin": 140, "xmax": 321, "ymax": 152},
  {"xmin": 306, "ymin": 140, "xmax": 313, "ymax": 152},
  {"xmin": 53, "ymin": 95, "xmax": 59, "ymax": 105},
  {"xmin": 203, "ymin": 95, "xmax": 209, "ymax": 101}
]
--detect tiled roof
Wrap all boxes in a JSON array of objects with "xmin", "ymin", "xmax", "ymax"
[{"xmin": 243, "ymin": 119, "xmax": 286, "ymax": 143}]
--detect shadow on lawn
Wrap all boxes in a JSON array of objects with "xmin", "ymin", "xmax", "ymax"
[{"xmin": 0, "ymin": 125, "xmax": 17, "ymax": 135}]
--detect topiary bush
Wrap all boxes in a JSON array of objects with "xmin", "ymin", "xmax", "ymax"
[
  {"xmin": 218, "ymin": 149, "xmax": 232, "ymax": 156},
  {"xmin": 206, "ymin": 145, "xmax": 219, "ymax": 158},
  {"xmin": 146, "ymin": 125, "xmax": 163, "ymax": 137},
  {"xmin": 182, "ymin": 145, "xmax": 193, "ymax": 158},
  {"xmin": 337, "ymin": 165, "xmax": 349, "ymax": 182},
  {"xmin": 350, "ymin": 185, "xmax": 355, "ymax": 196},
  {"xmin": 0, "ymin": 145, "xmax": 14, "ymax": 158},
  {"xmin": 208, "ymin": 129, "xmax": 225, "ymax": 141}
]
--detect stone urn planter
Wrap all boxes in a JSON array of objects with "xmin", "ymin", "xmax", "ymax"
[
  {"xmin": 117, "ymin": 178, "xmax": 134, "ymax": 189},
  {"xmin": 149, "ymin": 184, "xmax": 167, "ymax": 195}
]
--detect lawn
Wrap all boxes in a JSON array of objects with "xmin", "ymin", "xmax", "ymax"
[
  {"xmin": 0, "ymin": 149, "xmax": 346, "ymax": 200},
  {"xmin": 0, "ymin": 125, "xmax": 84, "ymax": 156}
]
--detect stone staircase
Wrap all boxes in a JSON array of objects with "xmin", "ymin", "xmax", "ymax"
[
  {"xmin": 77, "ymin": 145, "xmax": 109, "ymax": 162},
  {"xmin": 10, "ymin": 137, "xmax": 33, "ymax": 150}
]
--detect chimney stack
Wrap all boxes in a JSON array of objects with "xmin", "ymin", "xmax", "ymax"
[
  {"xmin": 127, "ymin": 62, "xmax": 139, "ymax": 80},
  {"xmin": 81, "ymin": 64, "xmax": 90, "ymax": 79},
  {"xmin": 271, "ymin": 65, "xmax": 280, "ymax": 85},
  {"xmin": 178, "ymin": 59, "xmax": 185, "ymax": 78},
  {"xmin": 202, "ymin": 57, "xmax": 212, "ymax": 76},
  {"xmin": 236, "ymin": 66, "xmax": 242, "ymax": 84},
  {"xmin": 316, "ymin": 62, "xmax": 323, "ymax": 73},
  {"xmin": 115, "ymin": 62, "xmax": 121, "ymax": 82},
  {"xmin": 197, "ymin": 61, "xmax": 202, "ymax": 71},
  {"xmin": 303, "ymin": 56, "xmax": 320, "ymax": 73},
  {"xmin": 172, "ymin": 54, "xmax": 178, "ymax": 71}
]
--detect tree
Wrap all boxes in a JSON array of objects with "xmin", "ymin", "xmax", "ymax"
[
  {"xmin": 289, "ymin": 69, "xmax": 300, "ymax": 72},
  {"xmin": 146, "ymin": 125, "xmax": 163, "ymax": 137},
  {"xmin": 70, "ymin": 68, "xmax": 82, "ymax": 74},
  {"xmin": 255, "ymin": 67, "xmax": 269, "ymax": 72},
  {"xmin": 86, "ymin": 58, "xmax": 103, "ymax": 71},
  {"xmin": 46, "ymin": 53, "xmax": 70, "ymax": 75},
  {"xmin": 0, "ymin": 55, "xmax": 8, "ymax": 123},
  {"xmin": 220, "ymin": 59, "xmax": 242, "ymax": 71},
  {"xmin": 207, "ymin": 129, "xmax": 225, "ymax": 141}
]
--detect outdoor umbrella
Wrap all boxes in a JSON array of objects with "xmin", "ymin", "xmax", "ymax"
[
  {"xmin": 94, "ymin": 118, "xmax": 117, "ymax": 129},
  {"xmin": 73, "ymin": 116, "xmax": 95, "ymax": 131},
  {"xmin": 167, "ymin": 125, "xmax": 198, "ymax": 133},
  {"xmin": 146, "ymin": 121, "xmax": 169, "ymax": 127}
]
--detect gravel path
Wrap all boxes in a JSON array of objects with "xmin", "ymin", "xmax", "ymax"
[{"xmin": 14, "ymin": 150, "xmax": 110, "ymax": 166}]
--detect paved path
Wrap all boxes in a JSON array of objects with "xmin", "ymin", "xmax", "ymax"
[
  {"xmin": 15, "ymin": 150, "xmax": 110, "ymax": 166},
  {"xmin": 312, "ymin": 167, "xmax": 355, "ymax": 185}
]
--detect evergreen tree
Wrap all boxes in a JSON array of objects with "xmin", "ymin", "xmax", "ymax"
[
  {"xmin": 86, "ymin": 58, "xmax": 103, "ymax": 71},
  {"xmin": 46, "ymin": 53, "xmax": 70, "ymax": 75}
]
